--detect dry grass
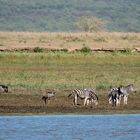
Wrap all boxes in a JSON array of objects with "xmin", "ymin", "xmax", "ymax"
[{"xmin": 0, "ymin": 32, "xmax": 140, "ymax": 51}]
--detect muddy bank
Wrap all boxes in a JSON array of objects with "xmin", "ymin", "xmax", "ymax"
[
  {"xmin": 0, "ymin": 91, "xmax": 140, "ymax": 115},
  {"xmin": 1, "ymin": 106, "xmax": 140, "ymax": 115}
]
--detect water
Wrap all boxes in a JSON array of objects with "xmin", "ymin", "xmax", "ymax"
[{"xmin": 0, "ymin": 115, "xmax": 140, "ymax": 140}]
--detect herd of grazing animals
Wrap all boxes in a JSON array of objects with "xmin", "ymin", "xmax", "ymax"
[
  {"xmin": 108, "ymin": 84, "xmax": 136, "ymax": 106},
  {"xmin": 0, "ymin": 84, "xmax": 137, "ymax": 107}
]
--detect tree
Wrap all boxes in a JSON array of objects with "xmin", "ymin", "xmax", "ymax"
[{"xmin": 76, "ymin": 16, "xmax": 106, "ymax": 32}]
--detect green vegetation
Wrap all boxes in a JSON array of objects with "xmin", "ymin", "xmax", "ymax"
[
  {"xmin": 0, "ymin": 0, "xmax": 139, "ymax": 32},
  {"xmin": 0, "ymin": 52, "xmax": 140, "ymax": 90},
  {"xmin": 33, "ymin": 47, "xmax": 44, "ymax": 53},
  {"xmin": 79, "ymin": 46, "xmax": 92, "ymax": 53}
]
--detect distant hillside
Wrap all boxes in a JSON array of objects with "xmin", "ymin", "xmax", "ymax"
[{"xmin": 0, "ymin": 0, "xmax": 140, "ymax": 32}]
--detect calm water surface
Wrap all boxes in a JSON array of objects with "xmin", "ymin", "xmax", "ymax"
[{"xmin": 0, "ymin": 115, "xmax": 140, "ymax": 140}]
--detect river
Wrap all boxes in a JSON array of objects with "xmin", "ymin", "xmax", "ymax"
[{"xmin": 0, "ymin": 115, "xmax": 140, "ymax": 140}]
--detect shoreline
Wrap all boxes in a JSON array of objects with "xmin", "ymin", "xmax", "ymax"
[
  {"xmin": 1, "ymin": 111, "xmax": 140, "ymax": 116},
  {"xmin": 0, "ymin": 106, "xmax": 140, "ymax": 116},
  {"xmin": 0, "ymin": 91, "xmax": 140, "ymax": 116}
]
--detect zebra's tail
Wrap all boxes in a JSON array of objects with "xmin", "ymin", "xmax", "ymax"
[
  {"xmin": 91, "ymin": 93, "xmax": 98, "ymax": 101},
  {"xmin": 68, "ymin": 93, "xmax": 72, "ymax": 98}
]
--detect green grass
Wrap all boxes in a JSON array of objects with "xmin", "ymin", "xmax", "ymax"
[{"xmin": 0, "ymin": 52, "xmax": 140, "ymax": 90}]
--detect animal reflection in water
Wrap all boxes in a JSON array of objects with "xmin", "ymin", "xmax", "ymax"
[
  {"xmin": 42, "ymin": 92, "xmax": 55, "ymax": 105},
  {"xmin": 108, "ymin": 84, "xmax": 136, "ymax": 107},
  {"xmin": 68, "ymin": 88, "xmax": 98, "ymax": 106}
]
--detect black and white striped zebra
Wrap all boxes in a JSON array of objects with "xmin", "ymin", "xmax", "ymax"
[
  {"xmin": 108, "ymin": 87, "xmax": 123, "ymax": 107},
  {"xmin": 118, "ymin": 84, "xmax": 136, "ymax": 105},
  {"xmin": 68, "ymin": 88, "xmax": 98, "ymax": 106},
  {"xmin": 108, "ymin": 84, "xmax": 136, "ymax": 106}
]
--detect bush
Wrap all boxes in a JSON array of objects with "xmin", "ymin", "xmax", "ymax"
[
  {"xmin": 33, "ymin": 47, "xmax": 43, "ymax": 53},
  {"xmin": 80, "ymin": 46, "xmax": 92, "ymax": 53},
  {"xmin": 61, "ymin": 48, "xmax": 68, "ymax": 52}
]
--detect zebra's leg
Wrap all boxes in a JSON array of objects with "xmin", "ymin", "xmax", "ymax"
[
  {"xmin": 86, "ymin": 99, "xmax": 90, "ymax": 106},
  {"xmin": 124, "ymin": 96, "xmax": 126, "ymax": 104},
  {"xmin": 109, "ymin": 97, "xmax": 112, "ymax": 104},
  {"xmin": 112, "ymin": 98, "xmax": 116, "ymax": 107},
  {"xmin": 116, "ymin": 95, "xmax": 121, "ymax": 106},
  {"xmin": 114, "ymin": 99, "xmax": 117, "ymax": 107},
  {"xmin": 124, "ymin": 96, "xmax": 128, "ymax": 105},
  {"xmin": 93, "ymin": 99, "xmax": 98, "ymax": 105},
  {"xmin": 124, "ymin": 95, "xmax": 128, "ymax": 105},
  {"xmin": 84, "ymin": 97, "xmax": 88, "ymax": 106},
  {"xmin": 116, "ymin": 98, "xmax": 120, "ymax": 106},
  {"xmin": 91, "ymin": 99, "xmax": 94, "ymax": 105},
  {"xmin": 94, "ymin": 101, "xmax": 98, "ymax": 105},
  {"xmin": 111, "ymin": 96, "xmax": 114, "ymax": 106},
  {"xmin": 126, "ymin": 96, "xmax": 128, "ymax": 104},
  {"xmin": 74, "ymin": 95, "xmax": 78, "ymax": 105},
  {"xmin": 119, "ymin": 96, "xmax": 122, "ymax": 105}
]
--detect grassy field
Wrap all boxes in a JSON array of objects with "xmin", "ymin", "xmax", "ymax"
[
  {"xmin": 0, "ymin": 32, "xmax": 140, "ymax": 114},
  {"xmin": 0, "ymin": 52, "xmax": 140, "ymax": 91},
  {"xmin": 0, "ymin": 52, "xmax": 140, "ymax": 114}
]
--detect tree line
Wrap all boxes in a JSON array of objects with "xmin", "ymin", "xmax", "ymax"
[{"xmin": 0, "ymin": 0, "xmax": 139, "ymax": 32}]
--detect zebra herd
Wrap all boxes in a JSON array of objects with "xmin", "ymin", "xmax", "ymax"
[
  {"xmin": 68, "ymin": 84, "xmax": 136, "ymax": 107},
  {"xmin": 41, "ymin": 84, "xmax": 136, "ymax": 107},
  {"xmin": 108, "ymin": 84, "xmax": 136, "ymax": 106},
  {"xmin": 0, "ymin": 84, "xmax": 137, "ymax": 107}
]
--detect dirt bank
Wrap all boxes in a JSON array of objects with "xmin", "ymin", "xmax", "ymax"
[{"xmin": 0, "ymin": 90, "xmax": 140, "ymax": 115}]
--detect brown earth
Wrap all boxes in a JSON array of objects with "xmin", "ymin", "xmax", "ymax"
[{"xmin": 0, "ymin": 89, "xmax": 140, "ymax": 115}]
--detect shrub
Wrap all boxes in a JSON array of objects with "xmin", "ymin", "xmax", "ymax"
[
  {"xmin": 61, "ymin": 48, "xmax": 68, "ymax": 52},
  {"xmin": 124, "ymin": 48, "xmax": 132, "ymax": 54},
  {"xmin": 80, "ymin": 46, "xmax": 92, "ymax": 53},
  {"xmin": 33, "ymin": 47, "xmax": 43, "ymax": 53}
]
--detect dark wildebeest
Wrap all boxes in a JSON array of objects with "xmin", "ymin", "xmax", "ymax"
[
  {"xmin": 68, "ymin": 88, "xmax": 98, "ymax": 106},
  {"xmin": 0, "ymin": 85, "xmax": 8, "ymax": 94},
  {"xmin": 42, "ymin": 92, "xmax": 55, "ymax": 105}
]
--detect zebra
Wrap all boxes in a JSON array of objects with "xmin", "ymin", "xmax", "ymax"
[
  {"xmin": 0, "ymin": 85, "xmax": 8, "ymax": 94},
  {"xmin": 118, "ymin": 84, "xmax": 136, "ymax": 105},
  {"xmin": 68, "ymin": 88, "xmax": 98, "ymax": 106},
  {"xmin": 108, "ymin": 87, "xmax": 123, "ymax": 107},
  {"xmin": 42, "ymin": 92, "xmax": 55, "ymax": 105},
  {"xmin": 108, "ymin": 84, "xmax": 136, "ymax": 106}
]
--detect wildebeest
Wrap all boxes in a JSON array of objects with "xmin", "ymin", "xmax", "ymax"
[
  {"xmin": 42, "ymin": 92, "xmax": 55, "ymax": 105},
  {"xmin": 0, "ymin": 85, "xmax": 8, "ymax": 94},
  {"xmin": 118, "ymin": 84, "xmax": 136, "ymax": 105},
  {"xmin": 68, "ymin": 88, "xmax": 98, "ymax": 106}
]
